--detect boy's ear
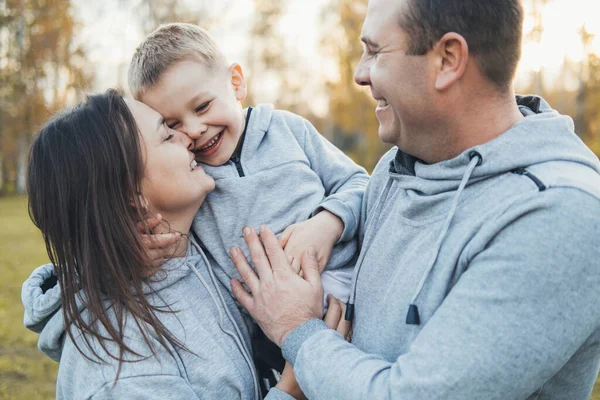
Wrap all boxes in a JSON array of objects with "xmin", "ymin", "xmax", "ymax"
[{"xmin": 230, "ymin": 63, "xmax": 247, "ymax": 102}]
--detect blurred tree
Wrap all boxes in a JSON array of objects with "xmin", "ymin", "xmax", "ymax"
[
  {"xmin": 0, "ymin": 0, "xmax": 91, "ymax": 194},
  {"xmin": 320, "ymin": 0, "xmax": 388, "ymax": 172},
  {"xmin": 245, "ymin": 0, "xmax": 290, "ymax": 107}
]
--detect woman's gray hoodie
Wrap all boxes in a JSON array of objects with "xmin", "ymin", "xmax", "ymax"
[
  {"xmin": 22, "ymin": 240, "xmax": 293, "ymax": 399},
  {"xmin": 282, "ymin": 96, "xmax": 600, "ymax": 399}
]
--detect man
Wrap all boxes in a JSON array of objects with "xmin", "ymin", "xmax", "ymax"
[{"xmin": 229, "ymin": 0, "xmax": 600, "ymax": 398}]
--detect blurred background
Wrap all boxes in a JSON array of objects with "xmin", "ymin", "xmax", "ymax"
[{"xmin": 1, "ymin": 0, "xmax": 599, "ymax": 398}]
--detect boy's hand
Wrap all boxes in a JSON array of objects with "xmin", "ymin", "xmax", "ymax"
[
  {"xmin": 137, "ymin": 213, "xmax": 180, "ymax": 265},
  {"xmin": 278, "ymin": 210, "xmax": 344, "ymax": 273}
]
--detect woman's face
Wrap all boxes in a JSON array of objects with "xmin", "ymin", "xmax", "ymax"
[{"xmin": 125, "ymin": 99, "xmax": 215, "ymax": 216}]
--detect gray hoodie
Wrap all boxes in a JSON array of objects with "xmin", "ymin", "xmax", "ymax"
[
  {"xmin": 193, "ymin": 104, "xmax": 369, "ymax": 303},
  {"xmin": 282, "ymin": 96, "xmax": 600, "ymax": 399},
  {"xmin": 22, "ymin": 239, "xmax": 293, "ymax": 399}
]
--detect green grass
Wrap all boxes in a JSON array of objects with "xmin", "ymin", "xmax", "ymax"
[
  {"xmin": 0, "ymin": 195, "xmax": 598, "ymax": 399},
  {"xmin": 0, "ymin": 196, "xmax": 56, "ymax": 399}
]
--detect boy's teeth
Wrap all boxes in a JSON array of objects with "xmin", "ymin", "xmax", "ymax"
[
  {"xmin": 377, "ymin": 99, "xmax": 388, "ymax": 107},
  {"xmin": 200, "ymin": 133, "xmax": 221, "ymax": 150}
]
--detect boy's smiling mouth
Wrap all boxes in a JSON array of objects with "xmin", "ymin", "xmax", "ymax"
[{"xmin": 195, "ymin": 130, "xmax": 224, "ymax": 157}]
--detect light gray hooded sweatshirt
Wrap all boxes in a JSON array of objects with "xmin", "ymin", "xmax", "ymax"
[
  {"xmin": 22, "ymin": 239, "xmax": 293, "ymax": 399},
  {"xmin": 193, "ymin": 104, "xmax": 369, "ymax": 303},
  {"xmin": 282, "ymin": 96, "xmax": 600, "ymax": 399}
]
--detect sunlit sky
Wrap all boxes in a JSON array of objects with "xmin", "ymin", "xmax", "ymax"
[{"xmin": 73, "ymin": 0, "xmax": 600, "ymax": 113}]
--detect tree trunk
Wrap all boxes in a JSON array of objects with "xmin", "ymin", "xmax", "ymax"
[{"xmin": 16, "ymin": 133, "xmax": 28, "ymax": 194}]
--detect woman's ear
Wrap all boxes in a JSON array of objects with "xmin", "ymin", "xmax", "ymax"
[
  {"xmin": 230, "ymin": 63, "xmax": 247, "ymax": 102},
  {"xmin": 433, "ymin": 32, "xmax": 469, "ymax": 91}
]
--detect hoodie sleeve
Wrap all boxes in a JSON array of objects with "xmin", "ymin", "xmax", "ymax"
[
  {"xmin": 298, "ymin": 118, "xmax": 369, "ymax": 243},
  {"xmin": 282, "ymin": 189, "xmax": 600, "ymax": 400}
]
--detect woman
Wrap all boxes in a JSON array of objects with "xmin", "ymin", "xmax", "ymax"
[{"xmin": 21, "ymin": 89, "xmax": 346, "ymax": 399}]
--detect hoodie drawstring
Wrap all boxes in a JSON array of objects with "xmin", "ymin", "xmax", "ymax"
[
  {"xmin": 345, "ymin": 178, "xmax": 395, "ymax": 321},
  {"xmin": 188, "ymin": 238, "xmax": 261, "ymax": 400},
  {"xmin": 406, "ymin": 151, "xmax": 482, "ymax": 325}
]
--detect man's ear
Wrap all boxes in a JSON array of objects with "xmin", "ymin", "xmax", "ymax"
[
  {"xmin": 433, "ymin": 32, "xmax": 469, "ymax": 91},
  {"xmin": 230, "ymin": 63, "xmax": 247, "ymax": 102}
]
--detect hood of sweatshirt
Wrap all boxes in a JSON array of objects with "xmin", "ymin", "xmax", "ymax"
[{"xmin": 21, "ymin": 250, "xmax": 203, "ymax": 362}]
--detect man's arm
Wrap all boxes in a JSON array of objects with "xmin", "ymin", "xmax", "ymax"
[{"xmin": 234, "ymin": 190, "xmax": 600, "ymax": 399}]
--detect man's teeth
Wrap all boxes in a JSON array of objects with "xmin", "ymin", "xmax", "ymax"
[
  {"xmin": 377, "ymin": 99, "xmax": 388, "ymax": 107},
  {"xmin": 199, "ymin": 133, "xmax": 221, "ymax": 151},
  {"xmin": 190, "ymin": 159, "xmax": 198, "ymax": 171}
]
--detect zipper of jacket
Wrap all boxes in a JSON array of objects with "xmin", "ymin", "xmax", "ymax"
[
  {"xmin": 512, "ymin": 167, "xmax": 547, "ymax": 191},
  {"xmin": 230, "ymin": 107, "xmax": 253, "ymax": 178}
]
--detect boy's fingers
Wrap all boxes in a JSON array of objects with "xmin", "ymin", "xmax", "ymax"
[
  {"xmin": 278, "ymin": 225, "xmax": 293, "ymax": 248},
  {"xmin": 243, "ymin": 227, "xmax": 273, "ymax": 280},
  {"xmin": 136, "ymin": 213, "xmax": 162, "ymax": 233},
  {"xmin": 142, "ymin": 233, "xmax": 180, "ymax": 249},
  {"xmin": 230, "ymin": 247, "xmax": 259, "ymax": 293},
  {"xmin": 300, "ymin": 247, "xmax": 321, "ymax": 287},
  {"xmin": 323, "ymin": 295, "xmax": 342, "ymax": 329},
  {"xmin": 260, "ymin": 225, "xmax": 293, "ymax": 274},
  {"xmin": 231, "ymin": 279, "xmax": 254, "ymax": 313}
]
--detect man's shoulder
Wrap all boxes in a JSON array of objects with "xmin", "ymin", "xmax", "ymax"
[{"xmin": 527, "ymin": 160, "xmax": 600, "ymax": 200}]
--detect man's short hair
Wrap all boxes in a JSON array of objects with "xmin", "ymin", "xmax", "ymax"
[
  {"xmin": 128, "ymin": 23, "xmax": 225, "ymax": 99},
  {"xmin": 400, "ymin": 0, "xmax": 524, "ymax": 90}
]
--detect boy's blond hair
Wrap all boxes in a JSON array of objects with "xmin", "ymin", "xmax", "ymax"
[{"xmin": 128, "ymin": 23, "xmax": 226, "ymax": 99}]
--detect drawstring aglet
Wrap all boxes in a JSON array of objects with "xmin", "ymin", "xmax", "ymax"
[{"xmin": 406, "ymin": 304, "xmax": 420, "ymax": 325}]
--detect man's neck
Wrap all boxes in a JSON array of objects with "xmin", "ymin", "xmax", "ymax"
[{"xmin": 410, "ymin": 91, "xmax": 524, "ymax": 164}]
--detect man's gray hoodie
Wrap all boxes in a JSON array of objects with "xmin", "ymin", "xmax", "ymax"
[
  {"xmin": 22, "ymin": 240, "xmax": 293, "ymax": 399},
  {"xmin": 282, "ymin": 96, "xmax": 600, "ymax": 399}
]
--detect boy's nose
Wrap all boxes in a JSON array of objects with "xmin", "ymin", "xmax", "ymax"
[{"xmin": 185, "ymin": 121, "xmax": 208, "ymax": 140}]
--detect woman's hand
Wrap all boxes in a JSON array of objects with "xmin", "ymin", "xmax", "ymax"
[
  {"xmin": 278, "ymin": 210, "xmax": 344, "ymax": 274},
  {"xmin": 275, "ymin": 362, "xmax": 307, "ymax": 400},
  {"xmin": 324, "ymin": 295, "xmax": 353, "ymax": 342},
  {"xmin": 273, "ymin": 298, "xmax": 352, "ymax": 399}
]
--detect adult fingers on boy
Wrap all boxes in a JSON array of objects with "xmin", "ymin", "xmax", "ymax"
[
  {"xmin": 231, "ymin": 278, "xmax": 254, "ymax": 313},
  {"xmin": 300, "ymin": 247, "xmax": 321, "ymax": 288},
  {"xmin": 242, "ymin": 226, "xmax": 274, "ymax": 281},
  {"xmin": 258, "ymin": 225, "xmax": 295, "ymax": 275},
  {"xmin": 230, "ymin": 247, "xmax": 259, "ymax": 293}
]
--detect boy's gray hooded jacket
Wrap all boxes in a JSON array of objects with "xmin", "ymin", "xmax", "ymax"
[
  {"xmin": 22, "ymin": 242, "xmax": 293, "ymax": 399},
  {"xmin": 282, "ymin": 96, "xmax": 600, "ymax": 399},
  {"xmin": 194, "ymin": 104, "xmax": 369, "ymax": 291}
]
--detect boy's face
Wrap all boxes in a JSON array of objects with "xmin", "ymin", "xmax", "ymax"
[{"xmin": 140, "ymin": 60, "xmax": 247, "ymax": 167}]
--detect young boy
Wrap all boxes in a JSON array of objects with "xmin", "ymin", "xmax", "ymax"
[{"xmin": 128, "ymin": 23, "xmax": 369, "ymax": 311}]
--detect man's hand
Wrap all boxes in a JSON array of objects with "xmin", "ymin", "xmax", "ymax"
[
  {"xmin": 230, "ymin": 226, "xmax": 324, "ymax": 347},
  {"xmin": 278, "ymin": 210, "xmax": 344, "ymax": 273},
  {"xmin": 137, "ymin": 213, "xmax": 180, "ymax": 264}
]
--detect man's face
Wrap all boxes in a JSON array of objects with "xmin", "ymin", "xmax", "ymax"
[
  {"xmin": 141, "ymin": 60, "xmax": 247, "ymax": 167},
  {"xmin": 354, "ymin": 0, "xmax": 432, "ymax": 151}
]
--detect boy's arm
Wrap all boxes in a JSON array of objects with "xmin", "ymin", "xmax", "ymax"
[{"xmin": 297, "ymin": 118, "xmax": 369, "ymax": 243}]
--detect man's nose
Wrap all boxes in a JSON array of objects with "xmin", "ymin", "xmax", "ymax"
[{"xmin": 354, "ymin": 57, "xmax": 371, "ymax": 87}]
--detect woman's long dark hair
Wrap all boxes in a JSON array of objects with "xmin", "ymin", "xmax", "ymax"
[{"xmin": 27, "ymin": 89, "xmax": 185, "ymax": 377}]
